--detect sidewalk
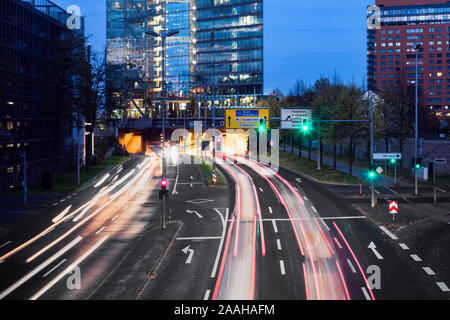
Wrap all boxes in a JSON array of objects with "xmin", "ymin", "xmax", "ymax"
[{"xmin": 280, "ymin": 144, "xmax": 407, "ymax": 187}]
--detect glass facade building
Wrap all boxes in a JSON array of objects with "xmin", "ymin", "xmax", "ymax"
[
  {"xmin": 368, "ymin": 0, "xmax": 450, "ymax": 121},
  {"xmin": 0, "ymin": 0, "xmax": 80, "ymax": 191},
  {"xmin": 106, "ymin": 0, "xmax": 264, "ymax": 124}
]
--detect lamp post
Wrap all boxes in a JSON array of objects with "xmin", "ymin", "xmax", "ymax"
[
  {"xmin": 208, "ymin": 64, "xmax": 221, "ymax": 170},
  {"xmin": 414, "ymin": 44, "xmax": 421, "ymax": 196},
  {"xmin": 146, "ymin": 29, "xmax": 179, "ymax": 230}
]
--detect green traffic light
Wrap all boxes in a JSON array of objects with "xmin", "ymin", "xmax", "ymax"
[
  {"xmin": 415, "ymin": 164, "xmax": 420, "ymax": 169},
  {"xmin": 369, "ymin": 171, "xmax": 375, "ymax": 178},
  {"xmin": 302, "ymin": 126, "xmax": 308, "ymax": 132},
  {"xmin": 390, "ymin": 159, "xmax": 396, "ymax": 164}
]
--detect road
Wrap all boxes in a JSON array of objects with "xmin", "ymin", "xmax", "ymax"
[{"xmin": 0, "ymin": 147, "xmax": 448, "ymax": 300}]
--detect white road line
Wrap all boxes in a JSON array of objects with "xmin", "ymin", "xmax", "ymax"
[
  {"xmin": 386, "ymin": 186, "xmax": 399, "ymax": 194},
  {"xmin": 0, "ymin": 236, "xmax": 82, "ymax": 300},
  {"xmin": 279, "ymin": 260, "xmax": 286, "ymax": 275},
  {"xmin": 423, "ymin": 267, "xmax": 435, "ymax": 276},
  {"xmin": 379, "ymin": 226, "xmax": 399, "ymax": 240},
  {"xmin": 276, "ymin": 239, "xmax": 282, "ymax": 251},
  {"xmin": 30, "ymin": 236, "xmax": 109, "ymax": 300},
  {"xmin": 303, "ymin": 196, "xmax": 308, "ymax": 201},
  {"xmin": 375, "ymin": 189, "xmax": 381, "ymax": 195},
  {"xmin": 333, "ymin": 237, "xmax": 342, "ymax": 249},
  {"xmin": 111, "ymin": 215, "xmax": 119, "ymax": 222},
  {"xmin": 176, "ymin": 237, "xmax": 221, "ymax": 241},
  {"xmin": 411, "ymin": 254, "xmax": 422, "ymax": 262},
  {"xmin": 259, "ymin": 187, "xmax": 264, "ymax": 192},
  {"xmin": 268, "ymin": 207, "xmax": 273, "ymax": 214},
  {"xmin": 347, "ymin": 259, "xmax": 357, "ymax": 273},
  {"xmin": 436, "ymin": 187, "xmax": 447, "ymax": 193},
  {"xmin": 43, "ymin": 259, "xmax": 67, "ymax": 278},
  {"xmin": 320, "ymin": 219, "xmax": 330, "ymax": 231},
  {"xmin": 399, "ymin": 243, "xmax": 409, "ymax": 250},
  {"xmin": 0, "ymin": 241, "xmax": 12, "ymax": 249},
  {"xmin": 204, "ymin": 290, "xmax": 211, "ymax": 300},
  {"xmin": 272, "ymin": 220, "xmax": 278, "ymax": 233},
  {"xmin": 172, "ymin": 173, "xmax": 180, "ymax": 195},
  {"xmin": 436, "ymin": 282, "xmax": 450, "ymax": 292},
  {"xmin": 210, "ymin": 208, "xmax": 229, "ymax": 279},
  {"xmin": 95, "ymin": 227, "xmax": 106, "ymax": 235},
  {"xmin": 361, "ymin": 287, "xmax": 371, "ymax": 300},
  {"xmin": 311, "ymin": 206, "xmax": 317, "ymax": 213}
]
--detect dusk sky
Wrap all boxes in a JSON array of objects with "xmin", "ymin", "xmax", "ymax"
[{"xmin": 53, "ymin": 0, "xmax": 374, "ymax": 95}]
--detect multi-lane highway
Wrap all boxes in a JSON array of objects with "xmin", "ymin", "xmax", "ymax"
[{"xmin": 0, "ymin": 146, "xmax": 448, "ymax": 300}]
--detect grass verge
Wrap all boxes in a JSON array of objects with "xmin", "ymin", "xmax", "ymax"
[
  {"xmin": 199, "ymin": 161, "xmax": 225, "ymax": 186},
  {"xmin": 0, "ymin": 155, "xmax": 130, "ymax": 198},
  {"xmin": 279, "ymin": 151, "xmax": 361, "ymax": 185}
]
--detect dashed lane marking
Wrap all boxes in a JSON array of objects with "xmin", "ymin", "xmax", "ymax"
[
  {"xmin": 437, "ymin": 282, "xmax": 450, "ymax": 292},
  {"xmin": 95, "ymin": 227, "xmax": 106, "ymax": 235},
  {"xmin": 410, "ymin": 254, "xmax": 422, "ymax": 262},
  {"xmin": 361, "ymin": 287, "xmax": 371, "ymax": 300},
  {"xmin": 333, "ymin": 237, "xmax": 342, "ymax": 249},
  {"xmin": 379, "ymin": 226, "xmax": 399, "ymax": 240},
  {"xmin": 347, "ymin": 259, "xmax": 357, "ymax": 273},
  {"xmin": 204, "ymin": 290, "xmax": 211, "ymax": 300},
  {"xmin": 42, "ymin": 259, "xmax": 67, "ymax": 278},
  {"xmin": 272, "ymin": 220, "xmax": 278, "ymax": 233},
  {"xmin": 279, "ymin": 260, "xmax": 286, "ymax": 275},
  {"xmin": 111, "ymin": 215, "xmax": 120, "ymax": 222},
  {"xmin": 423, "ymin": 267, "xmax": 435, "ymax": 276},
  {"xmin": 399, "ymin": 243, "xmax": 409, "ymax": 250},
  {"xmin": 276, "ymin": 239, "xmax": 282, "ymax": 251},
  {"xmin": 268, "ymin": 207, "xmax": 273, "ymax": 214},
  {"xmin": 0, "ymin": 241, "xmax": 12, "ymax": 249}
]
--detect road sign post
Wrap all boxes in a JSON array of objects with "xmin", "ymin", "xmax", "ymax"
[{"xmin": 389, "ymin": 201, "xmax": 398, "ymax": 223}]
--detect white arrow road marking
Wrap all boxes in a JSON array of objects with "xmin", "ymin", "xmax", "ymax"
[
  {"xmin": 182, "ymin": 245, "xmax": 195, "ymax": 264},
  {"xmin": 172, "ymin": 173, "xmax": 179, "ymax": 195},
  {"xmin": 186, "ymin": 210, "xmax": 203, "ymax": 219},
  {"xmin": 368, "ymin": 242, "xmax": 384, "ymax": 260}
]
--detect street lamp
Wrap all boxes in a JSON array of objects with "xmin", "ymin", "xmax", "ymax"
[
  {"xmin": 413, "ymin": 43, "xmax": 421, "ymax": 196},
  {"xmin": 145, "ymin": 29, "xmax": 179, "ymax": 230}
]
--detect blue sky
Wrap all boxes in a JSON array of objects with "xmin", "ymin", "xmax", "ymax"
[{"xmin": 52, "ymin": 0, "xmax": 373, "ymax": 95}]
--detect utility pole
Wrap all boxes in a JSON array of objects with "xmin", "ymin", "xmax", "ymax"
[
  {"xmin": 21, "ymin": 151, "xmax": 27, "ymax": 206},
  {"xmin": 414, "ymin": 44, "xmax": 420, "ymax": 196}
]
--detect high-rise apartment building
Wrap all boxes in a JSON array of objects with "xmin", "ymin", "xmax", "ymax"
[
  {"xmin": 106, "ymin": 0, "xmax": 263, "ymax": 125},
  {"xmin": 368, "ymin": 0, "xmax": 450, "ymax": 121}
]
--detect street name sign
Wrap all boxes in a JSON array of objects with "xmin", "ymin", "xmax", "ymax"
[
  {"xmin": 225, "ymin": 109, "xmax": 269, "ymax": 129},
  {"xmin": 373, "ymin": 153, "xmax": 402, "ymax": 160},
  {"xmin": 281, "ymin": 108, "xmax": 312, "ymax": 130}
]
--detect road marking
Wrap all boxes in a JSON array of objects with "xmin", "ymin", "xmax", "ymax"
[
  {"xmin": 203, "ymin": 290, "xmax": 211, "ymax": 300},
  {"xmin": 296, "ymin": 178, "xmax": 302, "ymax": 183},
  {"xmin": 186, "ymin": 199, "xmax": 213, "ymax": 204},
  {"xmin": 52, "ymin": 205, "xmax": 72, "ymax": 223},
  {"xmin": 276, "ymin": 239, "xmax": 282, "ymax": 250},
  {"xmin": 30, "ymin": 236, "xmax": 109, "ymax": 300},
  {"xmin": 177, "ymin": 236, "xmax": 221, "ymax": 241},
  {"xmin": 311, "ymin": 206, "xmax": 317, "ymax": 213},
  {"xmin": 111, "ymin": 215, "xmax": 119, "ymax": 222},
  {"xmin": 210, "ymin": 208, "xmax": 229, "ymax": 279},
  {"xmin": 361, "ymin": 287, "xmax": 371, "ymax": 300},
  {"xmin": 347, "ymin": 259, "xmax": 357, "ymax": 273},
  {"xmin": 95, "ymin": 227, "xmax": 106, "ymax": 235},
  {"xmin": 259, "ymin": 187, "xmax": 264, "ymax": 192},
  {"xmin": 375, "ymin": 189, "xmax": 381, "ymax": 195},
  {"xmin": 333, "ymin": 237, "xmax": 342, "ymax": 249},
  {"xmin": 411, "ymin": 254, "xmax": 422, "ymax": 262},
  {"xmin": 0, "ymin": 237, "xmax": 82, "ymax": 300},
  {"xmin": 172, "ymin": 172, "xmax": 179, "ymax": 195},
  {"xmin": 368, "ymin": 242, "xmax": 384, "ymax": 260},
  {"xmin": 0, "ymin": 241, "xmax": 12, "ymax": 249},
  {"xmin": 303, "ymin": 196, "xmax": 308, "ymax": 201},
  {"xmin": 436, "ymin": 282, "xmax": 450, "ymax": 292},
  {"xmin": 279, "ymin": 260, "xmax": 286, "ymax": 275},
  {"xmin": 436, "ymin": 187, "xmax": 447, "ymax": 193},
  {"xmin": 379, "ymin": 226, "xmax": 399, "ymax": 240},
  {"xmin": 123, "ymin": 205, "xmax": 129, "ymax": 211},
  {"xmin": 423, "ymin": 267, "xmax": 435, "ymax": 275},
  {"xmin": 268, "ymin": 206, "xmax": 273, "ymax": 214},
  {"xmin": 399, "ymin": 243, "xmax": 409, "ymax": 250},
  {"xmin": 43, "ymin": 259, "xmax": 67, "ymax": 278},
  {"xmin": 320, "ymin": 219, "xmax": 330, "ymax": 231},
  {"xmin": 186, "ymin": 210, "xmax": 203, "ymax": 219},
  {"xmin": 402, "ymin": 197, "xmax": 411, "ymax": 203},
  {"xmin": 386, "ymin": 186, "xmax": 399, "ymax": 194},
  {"xmin": 272, "ymin": 220, "xmax": 278, "ymax": 233},
  {"xmin": 182, "ymin": 245, "xmax": 194, "ymax": 264}
]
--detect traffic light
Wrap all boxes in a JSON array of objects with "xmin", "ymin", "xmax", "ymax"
[
  {"xmin": 410, "ymin": 157, "xmax": 423, "ymax": 169},
  {"xmin": 301, "ymin": 118, "xmax": 309, "ymax": 132},
  {"xmin": 258, "ymin": 118, "xmax": 266, "ymax": 131},
  {"xmin": 390, "ymin": 158, "xmax": 397, "ymax": 164},
  {"xmin": 368, "ymin": 165, "xmax": 377, "ymax": 179},
  {"xmin": 159, "ymin": 178, "xmax": 169, "ymax": 199}
]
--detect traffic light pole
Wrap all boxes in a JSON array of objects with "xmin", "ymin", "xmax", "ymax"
[{"xmin": 162, "ymin": 35, "xmax": 167, "ymax": 231}]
